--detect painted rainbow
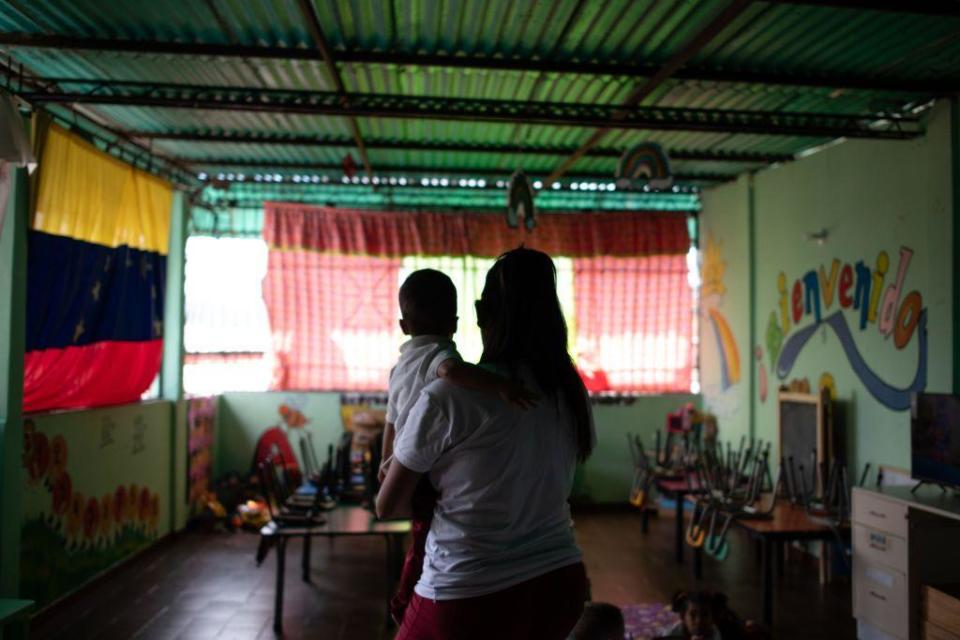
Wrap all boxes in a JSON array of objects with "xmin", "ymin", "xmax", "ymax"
[{"xmin": 708, "ymin": 306, "xmax": 741, "ymax": 390}]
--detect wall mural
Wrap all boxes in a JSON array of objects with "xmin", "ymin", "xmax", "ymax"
[
  {"xmin": 187, "ymin": 397, "xmax": 216, "ymax": 515},
  {"xmin": 700, "ymin": 234, "xmax": 742, "ymax": 414},
  {"xmin": 766, "ymin": 246, "xmax": 926, "ymax": 410},
  {"xmin": 20, "ymin": 405, "xmax": 168, "ymax": 608}
]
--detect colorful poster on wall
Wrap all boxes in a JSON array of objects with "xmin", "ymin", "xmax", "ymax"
[
  {"xmin": 187, "ymin": 397, "xmax": 216, "ymax": 514},
  {"xmin": 766, "ymin": 246, "xmax": 926, "ymax": 410},
  {"xmin": 20, "ymin": 402, "xmax": 171, "ymax": 608}
]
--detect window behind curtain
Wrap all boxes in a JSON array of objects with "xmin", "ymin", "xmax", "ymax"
[
  {"xmin": 398, "ymin": 255, "xmax": 576, "ymax": 365},
  {"xmin": 573, "ymin": 255, "xmax": 693, "ymax": 393},
  {"xmin": 183, "ymin": 237, "xmax": 273, "ymax": 396},
  {"xmin": 184, "ymin": 210, "xmax": 696, "ymax": 395}
]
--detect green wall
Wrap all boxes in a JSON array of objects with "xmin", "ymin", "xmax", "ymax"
[
  {"xmin": 218, "ymin": 391, "xmax": 699, "ymax": 503},
  {"xmin": 700, "ymin": 100, "xmax": 955, "ymax": 475},
  {"xmin": 217, "ymin": 392, "xmax": 345, "ymax": 478},
  {"xmin": 582, "ymin": 394, "xmax": 700, "ymax": 502},
  {"xmin": 0, "ymin": 166, "xmax": 27, "ymax": 599}
]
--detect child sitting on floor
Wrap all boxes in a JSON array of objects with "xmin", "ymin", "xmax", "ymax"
[
  {"xmin": 660, "ymin": 589, "xmax": 762, "ymax": 640},
  {"xmin": 569, "ymin": 602, "xmax": 626, "ymax": 640},
  {"xmin": 379, "ymin": 268, "xmax": 537, "ymax": 625}
]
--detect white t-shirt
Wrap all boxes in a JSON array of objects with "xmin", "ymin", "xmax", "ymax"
[
  {"xmin": 386, "ymin": 335, "xmax": 461, "ymax": 434},
  {"xmin": 393, "ymin": 366, "xmax": 595, "ymax": 600}
]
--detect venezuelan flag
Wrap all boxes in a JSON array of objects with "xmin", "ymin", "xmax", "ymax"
[{"xmin": 24, "ymin": 125, "xmax": 173, "ymax": 412}]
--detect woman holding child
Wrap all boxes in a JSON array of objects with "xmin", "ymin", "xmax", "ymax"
[{"xmin": 377, "ymin": 247, "xmax": 595, "ymax": 640}]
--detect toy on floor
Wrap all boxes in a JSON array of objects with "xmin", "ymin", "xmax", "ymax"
[
  {"xmin": 237, "ymin": 499, "xmax": 271, "ymax": 530},
  {"xmin": 569, "ymin": 602, "xmax": 625, "ymax": 640}
]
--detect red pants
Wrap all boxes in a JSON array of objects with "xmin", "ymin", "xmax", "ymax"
[
  {"xmin": 394, "ymin": 562, "xmax": 588, "ymax": 640},
  {"xmin": 390, "ymin": 515, "xmax": 432, "ymax": 623},
  {"xmin": 391, "ymin": 477, "xmax": 439, "ymax": 624}
]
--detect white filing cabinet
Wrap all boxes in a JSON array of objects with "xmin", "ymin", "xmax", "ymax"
[
  {"xmin": 852, "ymin": 485, "xmax": 960, "ymax": 640},
  {"xmin": 853, "ymin": 488, "xmax": 909, "ymax": 640}
]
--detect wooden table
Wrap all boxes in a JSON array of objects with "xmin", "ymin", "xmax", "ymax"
[
  {"xmin": 700, "ymin": 501, "xmax": 846, "ymax": 627},
  {"xmin": 258, "ymin": 505, "xmax": 411, "ymax": 632}
]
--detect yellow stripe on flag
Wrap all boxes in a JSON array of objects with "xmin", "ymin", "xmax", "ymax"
[{"xmin": 33, "ymin": 125, "xmax": 173, "ymax": 255}]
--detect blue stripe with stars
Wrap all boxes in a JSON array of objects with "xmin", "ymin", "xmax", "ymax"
[{"xmin": 26, "ymin": 230, "xmax": 167, "ymax": 351}]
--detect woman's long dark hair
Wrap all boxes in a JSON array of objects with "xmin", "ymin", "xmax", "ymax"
[{"xmin": 477, "ymin": 247, "xmax": 593, "ymax": 462}]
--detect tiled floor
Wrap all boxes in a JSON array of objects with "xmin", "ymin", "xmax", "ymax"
[{"xmin": 29, "ymin": 509, "xmax": 855, "ymax": 639}]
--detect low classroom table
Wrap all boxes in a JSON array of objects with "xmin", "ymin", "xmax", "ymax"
[
  {"xmin": 259, "ymin": 505, "xmax": 411, "ymax": 632},
  {"xmin": 693, "ymin": 501, "xmax": 846, "ymax": 628},
  {"xmin": 642, "ymin": 476, "xmax": 705, "ymax": 566}
]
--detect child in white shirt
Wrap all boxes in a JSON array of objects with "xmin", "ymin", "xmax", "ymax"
[{"xmin": 380, "ymin": 268, "xmax": 535, "ymax": 624}]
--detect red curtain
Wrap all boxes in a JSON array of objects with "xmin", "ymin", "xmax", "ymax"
[
  {"xmin": 264, "ymin": 251, "xmax": 401, "ymax": 391},
  {"xmin": 263, "ymin": 203, "xmax": 692, "ymax": 393},
  {"xmin": 573, "ymin": 255, "xmax": 693, "ymax": 393},
  {"xmin": 264, "ymin": 203, "xmax": 690, "ymax": 258}
]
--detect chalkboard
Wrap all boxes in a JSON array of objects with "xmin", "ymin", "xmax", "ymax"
[
  {"xmin": 781, "ymin": 400, "xmax": 818, "ymax": 467},
  {"xmin": 778, "ymin": 390, "xmax": 831, "ymax": 496}
]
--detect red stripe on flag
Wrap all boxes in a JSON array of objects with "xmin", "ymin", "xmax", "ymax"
[{"xmin": 24, "ymin": 340, "xmax": 163, "ymax": 413}]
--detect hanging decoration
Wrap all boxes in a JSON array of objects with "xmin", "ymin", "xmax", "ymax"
[
  {"xmin": 615, "ymin": 143, "xmax": 673, "ymax": 190},
  {"xmin": 342, "ymin": 153, "xmax": 357, "ymax": 179},
  {"xmin": 507, "ymin": 170, "xmax": 536, "ymax": 231}
]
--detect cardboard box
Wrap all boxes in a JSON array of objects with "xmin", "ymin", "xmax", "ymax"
[
  {"xmin": 924, "ymin": 585, "xmax": 960, "ymax": 635},
  {"xmin": 925, "ymin": 621, "xmax": 960, "ymax": 640}
]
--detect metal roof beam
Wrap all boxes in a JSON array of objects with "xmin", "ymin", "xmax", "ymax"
[
  {"xmin": 0, "ymin": 61, "xmax": 196, "ymax": 187},
  {"xmin": 0, "ymin": 32, "xmax": 952, "ymax": 94},
  {"xmin": 295, "ymin": 0, "xmax": 372, "ymax": 176},
  {"xmin": 12, "ymin": 79, "xmax": 922, "ymax": 140},
  {"xmin": 180, "ymin": 158, "xmax": 731, "ymax": 183},
  {"xmin": 767, "ymin": 0, "xmax": 960, "ymax": 16},
  {"xmin": 126, "ymin": 131, "xmax": 792, "ymax": 164},
  {"xmin": 547, "ymin": 0, "xmax": 752, "ymax": 184}
]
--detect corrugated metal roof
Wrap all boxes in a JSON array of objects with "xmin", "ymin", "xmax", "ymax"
[{"xmin": 0, "ymin": 0, "xmax": 954, "ymax": 214}]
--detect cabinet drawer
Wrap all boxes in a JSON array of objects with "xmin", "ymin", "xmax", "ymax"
[
  {"xmin": 858, "ymin": 618, "xmax": 902, "ymax": 640},
  {"xmin": 854, "ymin": 490, "xmax": 908, "ymax": 538},
  {"xmin": 854, "ymin": 523, "xmax": 908, "ymax": 574},
  {"xmin": 854, "ymin": 561, "xmax": 909, "ymax": 640}
]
